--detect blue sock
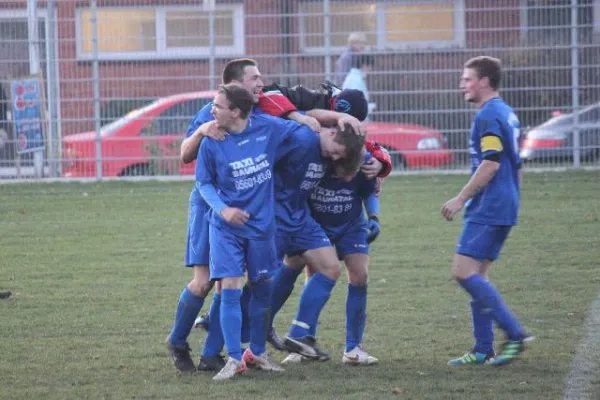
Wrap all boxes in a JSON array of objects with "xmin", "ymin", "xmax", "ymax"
[
  {"xmin": 306, "ymin": 281, "xmax": 318, "ymax": 338},
  {"xmin": 345, "ymin": 284, "xmax": 367, "ymax": 353},
  {"xmin": 289, "ymin": 273, "xmax": 336, "ymax": 339},
  {"xmin": 240, "ymin": 284, "xmax": 251, "ymax": 344},
  {"xmin": 169, "ymin": 287, "xmax": 205, "ymax": 347},
  {"xmin": 269, "ymin": 266, "xmax": 302, "ymax": 326},
  {"xmin": 308, "ymin": 320, "xmax": 319, "ymax": 338},
  {"xmin": 459, "ymin": 275, "xmax": 522, "ymax": 340},
  {"xmin": 471, "ymin": 299, "xmax": 494, "ymax": 354},
  {"xmin": 249, "ymin": 280, "xmax": 272, "ymax": 356},
  {"xmin": 201, "ymin": 292, "xmax": 224, "ymax": 357},
  {"xmin": 220, "ymin": 288, "xmax": 242, "ymax": 361}
]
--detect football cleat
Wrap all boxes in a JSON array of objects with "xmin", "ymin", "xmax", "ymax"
[
  {"xmin": 242, "ymin": 348, "xmax": 284, "ymax": 372},
  {"xmin": 342, "ymin": 346, "xmax": 379, "ymax": 365},
  {"xmin": 213, "ymin": 357, "xmax": 247, "ymax": 381},
  {"xmin": 193, "ymin": 313, "xmax": 210, "ymax": 331},
  {"xmin": 448, "ymin": 350, "xmax": 495, "ymax": 366},
  {"xmin": 486, "ymin": 332, "xmax": 535, "ymax": 366},
  {"xmin": 166, "ymin": 340, "xmax": 196, "ymax": 373},
  {"xmin": 283, "ymin": 335, "xmax": 329, "ymax": 360},
  {"xmin": 197, "ymin": 354, "xmax": 226, "ymax": 371},
  {"xmin": 281, "ymin": 352, "xmax": 307, "ymax": 364}
]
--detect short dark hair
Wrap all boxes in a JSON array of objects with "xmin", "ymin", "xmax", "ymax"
[
  {"xmin": 333, "ymin": 124, "xmax": 366, "ymax": 175},
  {"xmin": 218, "ymin": 83, "xmax": 254, "ymax": 119},
  {"xmin": 222, "ymin": 58, "xmax": 257, "ymax": 84},
  {"xmin": 351, "ymin": 54, "xmax": 374, "ymax": 69},
  {"xmin": 464, "ymin": 56, "xmax": 502, "ymax": 90}
]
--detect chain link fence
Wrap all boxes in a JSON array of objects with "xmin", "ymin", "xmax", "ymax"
[{"xmin": 0, "ymin": 0, "xmax": 599, "ymax": 180}]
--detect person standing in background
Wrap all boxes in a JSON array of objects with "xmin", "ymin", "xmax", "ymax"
[
  {"xmin": 335, "ymin": 32, "xmax": 367, "ymax": 86},
  {"xmin": 342, "ymin": 54, "xmax": 375, "ymax": 120}
]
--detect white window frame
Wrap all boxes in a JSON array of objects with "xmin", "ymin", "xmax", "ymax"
[
  {"xmin": 75, "ymin": 4, "xmax": 245, "ymax": 61},
  {"xmin": 299, "ymin": 0, "xmax": 465, "ymax": 54}
]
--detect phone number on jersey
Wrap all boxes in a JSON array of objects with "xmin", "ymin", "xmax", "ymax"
[{"xmin": 234, "ymin": 170, "xmax": 272, "ymax": 190}]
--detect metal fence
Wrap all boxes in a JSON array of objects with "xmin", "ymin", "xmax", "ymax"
[{"xmin": 0, "ymin": 0, "xmax": 599, "ymax": 180}]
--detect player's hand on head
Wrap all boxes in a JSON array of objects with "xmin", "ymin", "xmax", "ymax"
[
  {"xmin": 199, "ymin": 120, "xmax": 227, "ymax": 141},
  {"xmin": 366, "ymin": 216, "xmax": 380, "ymax": 244},
  {"xmin": 220, "ymin": 207, "xmax": 250, "ymax": 225},
  {"xmin": 337, "ymin": 115, "xmax": 365, "ymax": 136},
  {"xmin": 361, "ymin": 157, "xmax": 382, "ymax": 179},
  {"xmin": 441, "ymin": 197, "xmax": 465, "ymax": 221}
]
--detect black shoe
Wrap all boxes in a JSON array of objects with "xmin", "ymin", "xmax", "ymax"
[
  {"xmin": 267, "ymin": 327, "xmax": 285, "ymax": 351},
  {"xmin": 197, "ymin": 354, "xmax": 226, "ymax": 371},
  {"xmin": 283, "ymin": 335, "xmax": 329, "ymax": 360},
  {"xmin": 304, "ymin": 336, "xmax": 330, "ymax": 361},
  {"xmin": 194, "ymin": 313, "xmax": 210, "ymax": 331},
  {"xmin": 166, "ymin": 341, "xmax": 196, "ymax": 372},
  {"xmin": 0, "ymin": 290, "xmax": 12, "ymax": 299}
]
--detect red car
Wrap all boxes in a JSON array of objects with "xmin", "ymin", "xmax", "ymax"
[{"xmin": 62, "ymin": 92, "xmax": 452, "ymax": 177}]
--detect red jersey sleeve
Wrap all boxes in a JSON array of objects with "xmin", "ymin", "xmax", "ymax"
[
  {"xmin": 366, "ymin": 140, "xmax": 392, "ymax": 178},
  {"xmin": 257, "ymin": 92, "xmax": 297, "ymax": 117}
]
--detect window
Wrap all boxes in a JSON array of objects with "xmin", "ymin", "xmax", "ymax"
[
  {"xmin": 77, "ymin": 5, "xmax": 244, "ymax": 60},
  {"xmin": 299, "ymin": 0, "xmax": 465, "ymax": 53}
]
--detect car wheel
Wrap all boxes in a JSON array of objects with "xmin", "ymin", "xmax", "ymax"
[
  {"xmin": 119, "ymin": 163, "xmax": 150, "ymax": 176},
  {"xmin": 391, "ymin": 152, "xmax": 407, "ymax": 170}
]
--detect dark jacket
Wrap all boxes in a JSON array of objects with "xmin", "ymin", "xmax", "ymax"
[{"xmin": 263, "ymin": 82, "xmax": 337, "ymax": 112}]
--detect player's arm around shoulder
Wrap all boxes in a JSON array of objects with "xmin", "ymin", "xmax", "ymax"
[{"xmin": 181, "ymin": 120, "xmax": 226, "ymax": 164}]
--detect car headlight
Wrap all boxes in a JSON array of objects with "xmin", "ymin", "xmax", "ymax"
[{"xmin": 417, "ymin": 137, "xmax": 441, "ymax": 150}]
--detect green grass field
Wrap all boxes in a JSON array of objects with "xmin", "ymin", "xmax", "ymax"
[{"xmin": 1, "ymin": 172, "xmax": 599, "ymax": 400}]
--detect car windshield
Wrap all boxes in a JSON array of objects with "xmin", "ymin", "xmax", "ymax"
[{"xmin": 100, "ymin": 101, "xmax": 158, "ymax": 136}]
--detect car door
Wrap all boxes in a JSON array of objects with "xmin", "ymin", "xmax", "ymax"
[
  {"xmin": 143, "ymin": 98, "xmax": 211, "ymax": 175},
  {"xmin": 577, "ymin": 104, "xmax": 600, "ymax": 161}
]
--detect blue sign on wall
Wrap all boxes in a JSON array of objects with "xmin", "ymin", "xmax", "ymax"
[{"xmin": 10, "ymin": 76, "xmax": 46, "ymax": 154}]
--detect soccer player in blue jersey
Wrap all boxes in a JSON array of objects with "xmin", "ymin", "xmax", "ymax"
[
  {"xmin": 166, "ymin": 57, "xmax": 362, "ymax": 373},
  {"xmin": 441, "ymin": 56, "xmax": 533, "ymax": 367},
  {"xmin": 269, "ymin": 122, "xmax": 367, "ymax": 359},
  {"xmin": 196, "ymin": 83, "xmax": 287, "ymax": 379},
  {"xmin": 281, "ymin": 152, "xmax": 381, "ymax": 365},
  {"xmin": 197, "ymin": 83, "xmax": 365, "ymax": 380}
]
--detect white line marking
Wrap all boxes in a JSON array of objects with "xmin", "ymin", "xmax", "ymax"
[{"xmin": 564, "ymin": 290, "xmax": 600, "ymax": 400}]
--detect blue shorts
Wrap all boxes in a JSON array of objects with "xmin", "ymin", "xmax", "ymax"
[
  {"xmin": 184, "ymin": 191, "xmax": 210, "ymax": 267},
  {"xmin": 276, "ymin": 224, "xmax": 332, "ymax": 260},
  {"xmin": 456, "ymin": 221, "xmax": 512, "ymax": 262},
  {"xmin": 327, "ymin": 221, "xmax": 369, "ymax": 260},
  {"xmin": 209, "ymin": 226, "xmax": 278, "ymax": 283}
]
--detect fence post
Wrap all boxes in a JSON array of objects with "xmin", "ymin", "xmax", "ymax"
[
  {"xmin": 46, "ymin": 0, "xmax": 60, "ymax": 177},
  {"xmin": 323, "ymin": 0, "xmax": 332, "ymax": 82},
  {"xmin": 204, "ymin": 0, "xmax": 216, "ymax": 90},
  {"xmin": 571, "ymin": 0, "xmax": 581, "ymax": 169},
  {"xmin": 91, "ymin": 0, "xmax": 102, "ymax": 180},
  {"xmin": 27, "ymin": 0, "xmax": 44, "ymax": 178}
]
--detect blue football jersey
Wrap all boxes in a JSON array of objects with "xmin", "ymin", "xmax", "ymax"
[
  {"xmin": 196, "ymin": 114, "xmax": 301, "ymax": 239},
  {"xmin": 186, "ymin": 104, "xmax": 267, "ymax": 204},
  {"xmin": 309, "ymin": 169, "xmax": 376, "ymax": 237},
  {"xmin": 273, "ymin": 127, "xmax": 328, "ymax": 235},
  {"xmin": 186, "ymin": 103, "xmax": 213, "ymax": 138},
  {"xmin": 465, "ymin": 97, "xmax": 521, "ymax": 226}
]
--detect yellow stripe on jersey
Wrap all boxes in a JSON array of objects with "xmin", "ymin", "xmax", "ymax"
[{"xmin": 481, "ymin": 135, "xmax": 503, "ymax": 153}]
